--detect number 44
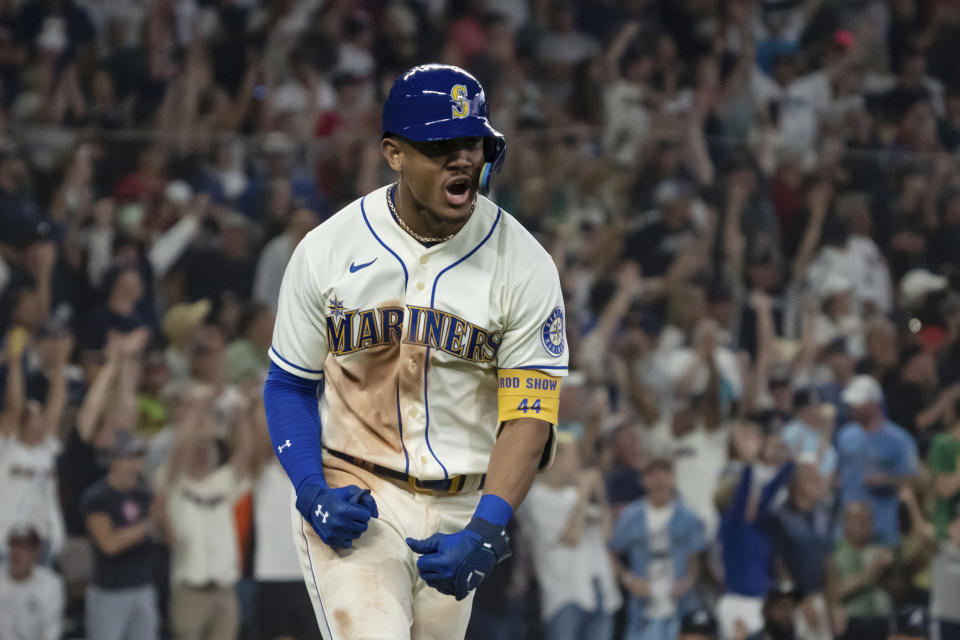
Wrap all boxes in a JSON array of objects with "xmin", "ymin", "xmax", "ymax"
[{"xmin": 517, "ymin": 398, "xmax": 541, "ymax": 414}]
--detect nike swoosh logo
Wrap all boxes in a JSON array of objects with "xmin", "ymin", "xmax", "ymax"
[{"xmin": 349, "ymin": 258, "xmax": 377, "ymax": 273}]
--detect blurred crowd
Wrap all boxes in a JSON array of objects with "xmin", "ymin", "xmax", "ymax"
[{"xmin": 2, "ymin": 0, "xmax": 960, "ymax": 640}]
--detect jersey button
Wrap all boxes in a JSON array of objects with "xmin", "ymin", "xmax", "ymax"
[
  {"xmin": 416, "ymin": 282, "xmax": 425, "ymax": 291},
  {"xmin": 407, "ymin": 359, "xmax": 418, "ymax": 373},
  {"xmin": 408, "ymin": 407, "xmax": 417, "ymax": 418},
  {"xmin": 420, "ymin": 456, "xmax": 429, "ymax": 465},
  {"xmin": 419, "ymin": 255, "xmax": 429, "ymax": 265}
]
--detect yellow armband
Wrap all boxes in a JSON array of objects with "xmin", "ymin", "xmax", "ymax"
[{"xmin": 497, "ymin": 369, "xmax": 562, "ymax": 424}]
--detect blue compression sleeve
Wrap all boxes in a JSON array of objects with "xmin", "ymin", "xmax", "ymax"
[{"xmin": 263, "ymin": 362, "xmax": 327, "ymax": 491}]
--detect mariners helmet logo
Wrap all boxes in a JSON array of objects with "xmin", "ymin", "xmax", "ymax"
[
  {"xmin": 451, "ymin": 84, "xmax": 469, "ymax": 118},
  {"xmin": 541, "ymin": 307, "xmax": 564, "ymax": 357}
]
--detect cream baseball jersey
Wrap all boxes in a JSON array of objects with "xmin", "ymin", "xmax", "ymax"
[{"xmin": 269, "ymin": 184, "xmax": 567, "ymax": 480}]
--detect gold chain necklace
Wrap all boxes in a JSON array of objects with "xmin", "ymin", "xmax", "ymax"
[{"xmin": 387, "ymin": 182, "xmax": 473, "ymax": 244}]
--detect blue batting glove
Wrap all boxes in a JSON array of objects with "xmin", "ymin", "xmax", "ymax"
[
  {"xmin": 405, "ymin": 517, "xmax": 512, "ymax": 600},
  {"xmin": 296, "ymin": 484, "xmax": 379, "ymax": 549}
]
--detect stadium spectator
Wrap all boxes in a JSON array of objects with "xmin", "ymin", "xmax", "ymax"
[
  {"xmin": 605, "ymin": 423, "xmax": 648, "ymax": 517},
  {"xmin": 780, "ymin": 388, "xmax": 837, "ymax": 479},
  {"xmin": 79, "ymin": 265, "xmax": 149, "ymax": 351},
  {"xmin": 0, "ymin": 525, "xmax": 64, "ymax": 640},
  {"xmin": 522, "ymin": 430, "xmax": 621, "ymax": 640},
  {"xmin": 610, "ymin": 455, "xmax": 706, "ymax": 640},
  {"xmin": 771, "ymin": 460, "xmax": 833, "ymax": 640},
  {"xmin": 884, "ymin": 342, "xmax": 954, "ymax": 451},
  {"xmin": 155, "ymin": 384, "xmax": 255, "ymax": 640},
  {"xmin": 178, "ymin": 213, "xmax": 255, "ymax": 303},
  {"xmin": 715, "ymin": 423, "xmax": 795, "ymax": 640},
  {"xmin": 247, "ymin": 397, "xmax": 319, "ymax": 640},
  {"xmin": 0, "ymin": 323, "xmax": 68, "ymax": 561},
  {"xmin": 745, "ymin": 582, "xmax": 801, "ymax": 640},
  {"xmin": 252, "ymin": 205, "xmax": 319, "ymax": 313},
  {"xmin": 225, "ymin": 302, "xmax": 274, "ymax": 385},
  {"xmin": 162, "ymin": 300, "xmax": 211, "ymax": 382},
  {"xmin": 928, "ymin": 398, "xmax": 960, "ymax": 540},
  {"xmin": 827, "ymin": 501, "xmax": 893, "ymax": 640},
  {"xmin": 80, "ymin": 430, "xmax": 161, "ymax": 640},
  {"xmin": 837, "ymin": 375, "xmax": 919, "ymax": 546}
]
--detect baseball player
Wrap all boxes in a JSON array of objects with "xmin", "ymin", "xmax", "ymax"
[{"xmin": 263, "ymin": 63, "xmax": 568, "ymax": 640}]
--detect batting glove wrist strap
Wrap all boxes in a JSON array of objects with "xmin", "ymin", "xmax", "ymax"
[{"xmin": 464, "ymin": 517, "xmax": 512, "ymax": 564}]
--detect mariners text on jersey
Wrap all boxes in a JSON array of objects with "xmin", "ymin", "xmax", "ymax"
[{"xmin": 325, "ymin": 303, "xmax": 502, "ymax": 363}]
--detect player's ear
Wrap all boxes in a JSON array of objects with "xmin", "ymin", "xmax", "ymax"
[{"xmin": 381, "ymin": 137, "xmax": 403, "ymax": 172}]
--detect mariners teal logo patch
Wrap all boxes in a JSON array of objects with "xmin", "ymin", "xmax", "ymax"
[{"xmin": 541, "ymin": 307, "xmax": 564, "ymax": 357}]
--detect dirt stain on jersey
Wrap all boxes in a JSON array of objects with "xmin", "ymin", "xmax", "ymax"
[
  {"xmin": 323, "ymin": 299, "xmax": 412, "ymax": 458},
  {"xmin": 332, "ymin": 609, "xmax": 353, "ymax": 638}
]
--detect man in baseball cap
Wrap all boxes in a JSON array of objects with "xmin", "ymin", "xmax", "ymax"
[
  {"xmin": 746, "ymin": 582, "xmax": 802, "ymax": 640},
  {"xmin": 0, "ymin": 524, "xmax": 64, "ymax": 639},
  {"xmin": 837, "ymin": 375, "xmax": 919, "ymax": 547}
]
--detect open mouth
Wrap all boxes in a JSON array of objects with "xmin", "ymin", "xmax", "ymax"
[{"xmin": 444, "ymin": 176, "xmax": 473, "ymax": 207}]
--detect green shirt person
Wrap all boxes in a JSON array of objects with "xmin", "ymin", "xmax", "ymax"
[
  {"xmin": 827, "ymin": 501, "xmax": 893, "ymax": 626},
  {"xmin": 928, "ymin": 417, "xmax": 960, "ymax": 539}
]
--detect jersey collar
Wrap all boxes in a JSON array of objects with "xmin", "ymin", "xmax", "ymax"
[{"xmin": 364, "ymin": 183, "xmax": 498, "ymax": 261}]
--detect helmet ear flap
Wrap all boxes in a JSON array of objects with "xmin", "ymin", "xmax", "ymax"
[
  {"xmin": 479, "ymin": 162, "xmax": 493, "ymax": 194},
  {"xmin": 480, "ymin": 136, "xmax": 506, "ymax": 194}
]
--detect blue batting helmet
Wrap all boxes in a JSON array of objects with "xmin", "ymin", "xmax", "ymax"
[{"xmin": 383, "ymin": 64, "xmax": 506, "ymax": 194}]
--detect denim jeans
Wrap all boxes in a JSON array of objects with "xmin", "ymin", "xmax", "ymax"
[
  {"xmin": 545, "ymin": 604, "xmax": 614, "ymax": 640},
  {"xmin": 85, "ymin": 584, "xmax": 158, "ymax": 640},
  {"xmin": 627, "ymin": 615, "xmax": 679, "ymax": 640}
]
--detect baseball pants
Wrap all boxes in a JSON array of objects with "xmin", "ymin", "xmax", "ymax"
[{"xmin": 292, "ymin": 454, "xmax": 481, "ymax": 640}]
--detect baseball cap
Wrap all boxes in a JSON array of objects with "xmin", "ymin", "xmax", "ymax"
[
  {"xmin": 892, "ymin": 606, "xmax": 929, "ymax": 638},
  {"xmin": 7, "ymin": 524, "xmax": 40, "ymax": 547},
  {"xmin": 111, "ymin": 430, "xmax": 147, "ymax": 458},
  {"xmin": 842, "ymin": 375, "xmax": 884, "ymax": 407},
  {"xmin": 819, "ymin": 273, "xmax": 854, "ymax": 302},
  {"xmin": 680, "ymin": 609, "xmax": 717, "ymax": 635},
  {"xmin": 164, "ymin": 180, "xmax": 193, "ymax": 206},
  {"xmin": 162, "ymin": 300, "xmax": 212, "ymax": 346},
  {"xmin": 900, "ymin": 269, "xmax": 949, "ymax": 306}
]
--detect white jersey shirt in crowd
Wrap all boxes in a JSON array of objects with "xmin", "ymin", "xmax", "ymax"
[
  {"xmin": 0, "ymin": 564, "xmax": 64, "ymax": 640},
  {"xmin": 269, "ymin": 184, "xmax": 568, "ymax": 480},
  {"xmin": 521, "ymin": 482, "xmax": 622, "ymax": 622},
  {"xmin": 644, "ymin": 502, "xmax": 677, "ymax": 619},
  {"xmin": 164, "ymin": 464, "xmax": 251, "ymax": 588},
  {"xmin": 0, "ymin": 434, "xmax": 65, "ymax": 558},
  {"xmin": 253, "ymin": 461, "xmax": 303, "ymax": 581}
]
